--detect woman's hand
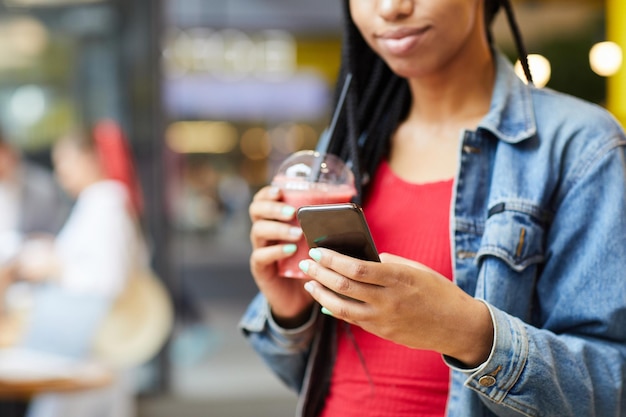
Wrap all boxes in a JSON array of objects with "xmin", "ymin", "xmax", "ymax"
[
  {"xmin": 300, "ymin": 249, "xmax": 494, "ymax": 367},
  {"xmin": 249, "ymin": 186, "xmax": 314, "ymax": 328},
  {"xmin": 0, "ymin": 262, "xmax": 17, "ymax": 297},
  {"xmin": 15, "ymin": 237, "xmax": 60, "ymax": 283}
]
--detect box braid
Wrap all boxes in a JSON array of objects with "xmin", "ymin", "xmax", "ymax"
[
  {"xmin": 326, "ymin": 0, "xmax": 532, "ymax": 204},
  {"xmin": 325, "ymin": 0, "xmax": 410, "ymax": 203}
]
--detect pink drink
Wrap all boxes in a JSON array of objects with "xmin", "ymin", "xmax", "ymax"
[
  {"xmin": 272, "ymin": 150, "xmax": 356, "ymax": 279},
  {"xmin": 278, "ymin": 183, "xmax": 356, "ymax": 279}
]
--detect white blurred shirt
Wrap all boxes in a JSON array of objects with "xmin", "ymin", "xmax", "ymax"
[
  {"xmin": 54, "ymin": 180, "xmax": 144, "ymax": 298},
  {"xmin": 0, "ymin": 180, "xmax": 19, "ymax": 236},
  {"xmin": 0, "ymin": 179, "xmax": 21, "ymax": 263}
]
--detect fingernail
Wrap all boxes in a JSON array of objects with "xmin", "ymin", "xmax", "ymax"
[
  {"xmin": 309, "ymin": 248, "xmax": 322, "ymax": 262},
  {"xmin": 282, "ymin": 206, "xmax": 296, "ymax": 217},
  {"xmin": 289, "ymin": 227, "xmax": 303, "ymax": 237},
  {"xmin": 304, "ymin": 281, "xmax": 314, "ymax": 293},
  {"xmin": 298, "ymin": 260, "xmax": 309, "ymax": 273},
  {"xmin": 321, "ymin": 307, "xmax": 333, "ymax": 316},
  {"xmin": 282, "ymin": 244, "xmax": 297, "ymax": 254},
  {"xmin": 269, "ymin": 186, "xmax": 280, "ymax": 197}
]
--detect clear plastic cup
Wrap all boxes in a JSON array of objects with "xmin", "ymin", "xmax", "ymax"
[{"xmin": 272, "ymin": 150, "xmax": 356, "ymax": 279}]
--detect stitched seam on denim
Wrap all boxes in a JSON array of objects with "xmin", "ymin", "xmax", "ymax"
[
  {"xmin": 487, "ymin": 199, "xmax": 553, "ymax": 224},
  {"xmin": 562, "ymin": 138, "xmax": 626, "ymax": 197},
  {"xmin": 455, "ymin": 217, "xmax": 485, "ymax": 234},
  {"xmin": 476, "ymin": 246, "xmax": 543, "ymax": 272}
]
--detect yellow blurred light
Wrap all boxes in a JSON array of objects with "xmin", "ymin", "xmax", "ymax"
[
  {"xmin": 0, "ymin": 17, "xmax": 48, "ymax": 70},
  {"xmin": 9, "ymin": 17, "xmax": 48, "ymax": 56},
  {"xmin": 166, "ymin": 121, "xmax": 238, "ymax": 154},
  {"xmin": 589, "ymin": 41, "xmax": 623, "ymax": 77},
  {"xmin": 607, "ymin": 0, "xmax": 626, "ymax": 126},
  {"xmin": 270, "ymin": 123, "xmax": 302, "ymax": 154},
  {"xmin": 270, "ymin": 123, "xmax": 319, "ymax": 155},
  {"xmin": 515, "ymin": 54, "xmax": 551, "ymax": 88},
  {"xmin": 240, "ymin": 127, "xmax": 271, "ymax": 160},
  {"xmin": 297, "ymin": 124, "xmax": 319, "ymax": 150}
]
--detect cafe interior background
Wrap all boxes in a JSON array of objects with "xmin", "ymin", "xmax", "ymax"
[{"xmin": 0, "ymin": 0, "xmax": 623, "ymax": 416}]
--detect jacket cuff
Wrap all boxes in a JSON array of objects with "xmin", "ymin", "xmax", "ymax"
[
  {"xmin": 239, "ymin": 293, "xmax": 317, "ymax": 351},
  {"xmin": 445, "ymin": 301, "xmax": 529, "ymax": 402}
]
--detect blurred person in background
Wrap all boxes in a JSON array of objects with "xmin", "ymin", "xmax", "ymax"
[
  {"xmin": 8, "ymin": 122, "xmax": 149, "ymax": 417},
  {"xmin": 0, "ymin": 127, "xmax": 70, "ymax": 417},
  {"xmin": 242, "ymin": 0, "xmax": 626, "ymax": 416},
  {"xmin": 0, "ymin": 128, "xmax": 69, "ymax": 265}
]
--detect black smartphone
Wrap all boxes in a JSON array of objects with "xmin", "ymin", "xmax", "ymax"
[{"xmin": 296, "ymin": 203, "xmax": 380, "ymax": 262}]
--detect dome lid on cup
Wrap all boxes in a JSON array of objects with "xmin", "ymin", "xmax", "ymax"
[{"xmin": 273, "ymin": 150, "xmax": 355, "ymax": 187}]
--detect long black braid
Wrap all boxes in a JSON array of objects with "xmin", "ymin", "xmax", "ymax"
[
  {"xmin": 326, "ymin": 0, "xmax": 410, "ymax": 204},
  {"xmin": 327, "ymin": 0, "xmax": 532, "ymax": 203},
  {"xmin": 499, "ymin": 0, "xmax": 534, "ymax": 84}
]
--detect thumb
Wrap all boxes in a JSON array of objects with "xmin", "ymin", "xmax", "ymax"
[{"xmin": 379, "ymin": 252, "xmax": 437, "ymax": 273}]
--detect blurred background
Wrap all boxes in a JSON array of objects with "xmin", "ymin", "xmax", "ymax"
[{"xmin": 0, "ymin": 0, "xmax": 623, "ymax": 416}]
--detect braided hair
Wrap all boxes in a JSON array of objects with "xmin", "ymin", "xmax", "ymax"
[{"xmin": 326, "ymin": 0, "xmax": 531, "ymax": 203}]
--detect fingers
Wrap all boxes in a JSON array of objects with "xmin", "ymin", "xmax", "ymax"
[
  {"xmin": 378, "ymin": 252, "xmax": 406, "ymax": 264},
  {"xmin": 250, "ymin": 243, "xmax": 298, "ymax": 272},
  {"xmin": 252, "ymin": 185, "xmax": 280, "ymax": 202},
  {"xmin": 303, "ymin": 279, "xmax": 370, "ymax": 323},
  {"xmin": 299, "ymin": 249, "xmax": 383, "ymax": 305},
  {"xmin": 250, "ymin": 220, "xmax": 302, "ymax": 248},
  {"xmin": 379, "ymin": 252, "xmax": 437, "ymax": 274},
  {"xmin": 308, "ymin": 248, "xmax": 384, "ymax": 286},
  {"xmin": 249, "ymin": 185, "xmax": 302, "ymax": 249},
  {"xmin": 249, "ymin": 186, "xmax": 293, "ymax": 222}
]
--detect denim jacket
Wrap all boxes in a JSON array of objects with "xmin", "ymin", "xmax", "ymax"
[{"xmin": 240, "ymin": 52, "xmax": 626, "ymax": 417}]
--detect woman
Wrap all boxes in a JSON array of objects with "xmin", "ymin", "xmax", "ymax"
[
  {"xmin": 16, "ymin": 124, "xmax": 146, "ymax": 417},
  {"xmin": 241, "ymin": 0, "xmax": 626, "ymax": 416},
  {"xmin": 18, "ymin": 125, "xmax": 144, "ymax": 316}
]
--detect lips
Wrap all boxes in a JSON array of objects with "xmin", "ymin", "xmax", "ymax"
[{"xmin": 376, "ymin": 26, "xmax": 431, "ymax": 56}]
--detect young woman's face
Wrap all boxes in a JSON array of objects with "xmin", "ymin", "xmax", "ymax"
[
  {"xmin": 349, "ymin": 0, "xmax": 488, "ymax": 79},
  {"xmin": 52, "ymin": 141, "xmax": 100, "ymax": 198}
]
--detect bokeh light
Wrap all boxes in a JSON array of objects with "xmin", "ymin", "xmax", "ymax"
[
  {"xmin": 589, "ymin": 41, "xmax": 623, "ymax": 77},
  {"xmin": 240, "ymin": 127, "xmax": 272, "ymax": 160},
  {"xmin": 9, "ymin": 85, "xmax": 46, "ymax": 126},
  {"xmin": 515, "ymin": 54, "xmax": 551, "ymax": 88},
  {"xmin": 166, "ymin": 121, "xmax": 238, "ymax": 154}
]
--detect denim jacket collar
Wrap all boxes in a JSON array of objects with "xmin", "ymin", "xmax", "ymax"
[{"xmin": 479, "ymin": 52, "xmax": 537, "ymax": 144}]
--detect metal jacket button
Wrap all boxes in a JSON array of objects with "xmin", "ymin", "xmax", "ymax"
[{"xmin": 478, "ymin": 375, "xmax": 497, "ymax": 387}]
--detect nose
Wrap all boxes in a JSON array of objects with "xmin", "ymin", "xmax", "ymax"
[{"xmin": 378, "ymin": 0, "xmax": 414, "ymax": 21}]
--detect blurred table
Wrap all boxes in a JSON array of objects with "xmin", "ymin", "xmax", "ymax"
[
  {"xmin": 0, "ymin": 262, "xmax": 22, "ymax": 349},
  {"xmin": 0, "ymin": 266, "xmax": 114, "ymax": 416},
  {"xmin": 0, "ymin": 348, "xmax": 113, "ymax": 400}
]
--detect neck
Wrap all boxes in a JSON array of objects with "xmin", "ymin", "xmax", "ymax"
[
  {"xmin": 406, "ymin": 44, "xmax": 496, "ymax": 127},
  {"xmin": 73, "ymin": 170, "xmax": 107, "ymax": 198}
]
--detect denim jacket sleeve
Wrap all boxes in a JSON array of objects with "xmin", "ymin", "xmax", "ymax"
[
  {"xmin": 446, "ymin": 136, "xmax": 626, "ymax": 416},
  {"xmin": 239, "ymin": 293, "xmax": 318, "ymax": 392}
]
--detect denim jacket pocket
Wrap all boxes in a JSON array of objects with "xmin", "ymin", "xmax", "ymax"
[{"xmin": 476, "ymin": 202, "xmax": 548, "ymax": 272}]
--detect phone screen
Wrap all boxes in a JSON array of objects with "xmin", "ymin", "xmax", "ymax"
[{"xmin": 297, "ymin": 203, "xmax": 380, "ymax": 262}]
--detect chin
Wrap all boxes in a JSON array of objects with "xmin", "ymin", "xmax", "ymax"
[
  {"xmin": 385, "ymin": 57, "xmax": 441, "ymax": 80},
  {"xmin": 387, "ymin": 64, "xmax": 427, "ymax": 80}
]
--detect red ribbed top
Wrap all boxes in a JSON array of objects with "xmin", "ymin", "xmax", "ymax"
[{"xmin": 319, "ymin": 160, "xmax": 454, "ymax": 417}]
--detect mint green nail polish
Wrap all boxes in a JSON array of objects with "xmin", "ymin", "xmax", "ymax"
[
  {"xmin": 289, "ymin": 227, "xmax": 303, "ymax": 237},
  {"xmin": 269, "ymin": 186, "xmax": 280, "ymax": 197},
  {"xmin": 299, "ymin": 260, "xmax": 309, "ymax": 273},
  {"xmin": 282, "ymin": 244, "xmax": 297, "ymax": 254},
  {"xmin": 309, "ymin": 248, "xmax": 322, "ymax": 262},
  {"xmin": 321, "ymin": 307, "xmax": 333, "ymax": 316},
  {"xmin": 282, "ymin": 206, "xmax": 296, "ymax": 217}
]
